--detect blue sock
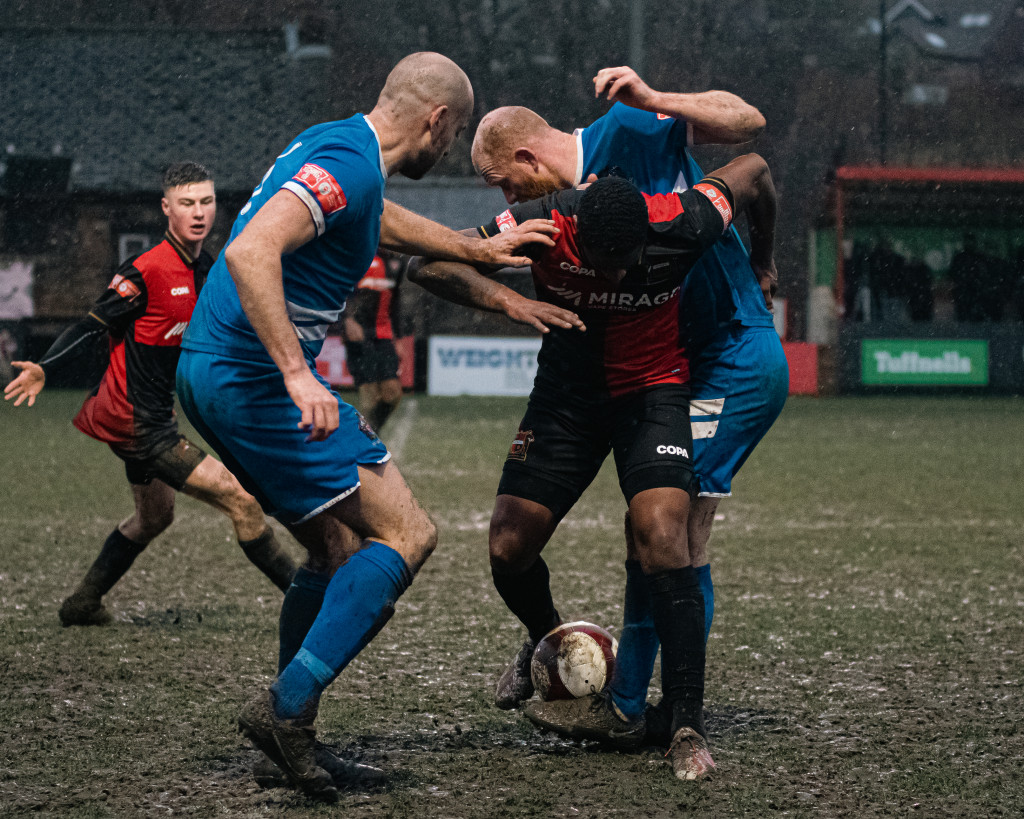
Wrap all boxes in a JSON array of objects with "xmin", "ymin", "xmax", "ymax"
[
  {"xmin": 696, "ymin": 563, "xmax": 714, "ymax": 642},
  {"xmin": 278, "ymin": 567, "xmax": 330, "ymax": 674},
  {"xmin": 608, "ymin": 560, "xmax": 659, "ymax": 721},
  {"xmin": 271, "ymin": 541, "xmax": 413, "ymax": 721}
]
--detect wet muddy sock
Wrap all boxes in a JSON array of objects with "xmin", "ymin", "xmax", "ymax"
[
  {"xmin": 695, "ymin": 563, "xmax": 714, "ymax": 643},
  {"xmin": 649, "ymin": 566, "xmax": 706, "ymax": 738},
  {"xmin": 73, "ymin": 528, "xmax": 147, "ymax": 599},
  {"xmin": 272, "ymin": 541, "xmax": 413, "ymax": 721},
  {"xmin": 239, "ymin": 527, "xmax": 298, "ymax": 592},
  {"xmin": 609, "ymin": 559, "xmax": 659, "ymax": 720},
  {"xmin": 278, "ymin": 568, "xmax": 330, "ymax": 673},
  {"xmin": 492, "ymin": 556, "xmax": 561, "ymax": 642}
]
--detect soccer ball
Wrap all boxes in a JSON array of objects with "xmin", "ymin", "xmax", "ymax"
[{"xmin": 530, "ymin": 621, "xmax": 618, "ymax": 701}]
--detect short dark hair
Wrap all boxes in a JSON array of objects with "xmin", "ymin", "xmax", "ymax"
[
  {"xmin": 576, "ymin": 176, "xmax": 648, "ymax": 267},
  {"xmin": 162, "ymin": 161, "xmax": 212, "ymax": 192}
]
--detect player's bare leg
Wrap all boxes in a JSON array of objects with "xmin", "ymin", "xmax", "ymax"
[
  {"xmin": 240, "ymin": 460, "xmax": 434, "ymax": 800},
  {"xmin": 489, "ymin": 495, "xmax": 561, "ymax": 708},
  {"xmin": 180, "ymin": 455, "xmax": 297, "ymax": 591},
  {"xmin": 359, "ymin": 377, "xmax": 403, "ymax": 432},
  {"xmin": 687, "ymin": 496, "xmax": 719, "ymax": 569},
  {"xmin": 59, "ymin": 480, "xmax": 175, "ymax": 626},
  {"xmin": 629, "ymin": 487, "xmax": 715, "ymax": 780}
]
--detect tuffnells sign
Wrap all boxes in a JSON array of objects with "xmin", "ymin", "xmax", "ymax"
[{"xmin": 861, "ymin": 339, "xmax": 989, "ymax": 386}]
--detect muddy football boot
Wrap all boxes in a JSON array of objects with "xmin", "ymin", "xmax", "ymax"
[
  {"xmin": 238, "ymin": 691, "xmax": 338, "ymax": 803},
  {"xmin": 524, "ymin": 691, "xmax": 646, "ymax": 749},
  {"xmin": 494, "ymin": 638, "xmax": 536, "ymax": 709},
  {"xmin": 668, "ymin": 726, "xmax": 716, "ymax": 781},
  {"xmin": 252, "ymin": 743, "xmax": 386, "ymax": 790},
  {"xmin": 58, "ymin": 591, "xmax": 113, "ymax": 627}
]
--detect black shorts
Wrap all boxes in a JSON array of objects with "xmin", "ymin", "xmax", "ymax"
[
  {"xmin": 345, "ymin": 339, "xmax": 400, "ymax": 386},
  {"xmin": 497, "ymin": 384, "xmax": 695, "ymax": 521},
  {"xmin": 114, "ymin": 435, "xmax": 207, "ymax": 489}
]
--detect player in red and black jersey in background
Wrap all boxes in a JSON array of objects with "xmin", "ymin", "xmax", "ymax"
[
  {"xmin": 411, "ymin": 152, "xmax": 776, "ymax": 781},
  {"xmin": 341, "ymin": 249, "xmax": 406, "ymax": 432},
  {"xmin": 4, "ymin": 162, "xmax": 296, "ymax": 626}
]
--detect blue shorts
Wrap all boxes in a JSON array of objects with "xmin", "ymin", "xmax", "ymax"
[
  {"xmin": 176, "ymin": 349, "xmax": 390, "ymax": 526},
  {"xmin": 689, "ymin": 326, "xmax": 788, "ymax": 497}
]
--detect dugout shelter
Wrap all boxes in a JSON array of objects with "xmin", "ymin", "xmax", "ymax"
[{"xmin": 810, "ymin": 165, "xmax": 1024, "ymax": 394}]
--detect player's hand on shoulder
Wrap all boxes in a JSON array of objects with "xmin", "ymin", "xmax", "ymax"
[
  {"xmin": 504, "ymin": 294, "xmax": 586, "ymax": 334},
  {"xmin": 284, "ymin": 369, "xmax": 339, "ymax": 442},
  {"xmin": 593, "ymin": 66, "xmax": 658, "ymax": 110},
  {"xmin": 3, "ymin": 361, "xmax": 45, "ymax": 407},
  {"xmin": 481, "ymin": 219, "xmax": 560, "ymax": 268}
]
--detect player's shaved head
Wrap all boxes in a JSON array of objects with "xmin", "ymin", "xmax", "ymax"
[
  {"xmin": 377, "ymin": 51, "xmax": 474, "ymax": 123},
  {"xmin": 471, "ymin": 106, "xmax": 552, "ymax": 170},
  {"xmin": 471, "ymin": 106, "xmax": 576, "ymax": 204}
]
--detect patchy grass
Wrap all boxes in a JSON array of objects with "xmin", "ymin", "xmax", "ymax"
[{"xmin": 1, "ymin": 392, "xmax": 1022, "ymax": 817}]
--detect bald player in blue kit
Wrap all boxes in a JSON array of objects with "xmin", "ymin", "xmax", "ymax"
[{"xmin": 177, "ymin": 52, "xmax": 563, "ymax": 802}]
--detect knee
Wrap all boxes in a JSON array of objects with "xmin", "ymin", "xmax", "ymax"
[
  {"xmin": 401, "ymin": 509, "xmax": 437, "ymax": 572},
  {"xmin": 488, "ymin": 519, "xmax": 532, "ymax": 575},
  {"xmin": 630, "ymin": 510, "xmax": 688, "ymax": 572},
  {"xmin": 137, "ymin": 506, "xmax": 174, "ymax": 540},
  {"xmin": 380, "ymin": 381, "xmax": 403, "ymax": 406}
]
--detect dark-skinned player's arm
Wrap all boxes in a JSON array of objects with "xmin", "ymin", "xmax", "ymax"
[
  {"xmin": 408, "ymin": 230, "xmax": 586, "ymax": 335},
  {"xmin": 648, "ymin": 153, "xmax": 778, "ymax": 310},
  {"xmin": 703, "ymin": 153, "xmax": 777, "ymax": 309},
  {"xmin": 593, "ymin": 66, "xmax": 765, "ymax": 145},
  {"xmin": 378, "ymin": 199, "xmax": 559, "ymax": 268}
]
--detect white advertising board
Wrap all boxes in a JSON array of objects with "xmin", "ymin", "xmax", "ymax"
[{"xmin": 428, "ymin": 335, "xmax": 541, "ymax": 396}]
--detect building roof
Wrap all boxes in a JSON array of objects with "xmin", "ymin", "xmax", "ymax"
[
  {"xmin": 0, "ymin": 28, "xmax": 336, "ymax": 192},
  {"xmin": 884, "ymin": 0, "xmax": 1024, "ymax": 61}
]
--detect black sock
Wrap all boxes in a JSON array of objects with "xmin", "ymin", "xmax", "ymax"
[
  {"xmin": 492, "ymin": 557, "xmax": 560, "ymax": 642},
  {"xmin": 239, "ymin": 527, "xmax": 298, "ymax": 592},
  {"xmin": 649, "ymin": 566, "xmax": 706, "ymax": 738},
  {"xmin": 277, "ymin": 567, "xmax": 330, "ymax": 673},
  {"xmin": 74, "ymin": 528, "xmax": 147, "ymax": 599}
]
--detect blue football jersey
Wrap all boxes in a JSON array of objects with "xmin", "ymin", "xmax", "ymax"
[
  {"xmin": 577, "ymin": 103, "xmax": 774, "ymax": 347},
  {"xmin": 184, "ymin": 114, "xmax": 386, "ymax": 361}
]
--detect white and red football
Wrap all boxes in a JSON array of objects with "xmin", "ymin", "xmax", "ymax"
[{"xmin": 530, "ymin": 621, "xmax": 618, "ymax": 701}]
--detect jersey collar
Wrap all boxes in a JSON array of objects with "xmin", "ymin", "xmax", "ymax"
[
  {"xmin": 164, "ymin": 230, "xmax": 195, "ymax": 267},
  {"xmin": 571, "ymin": 128, "xmax": 585, "ymax": 187},
  {"xmin": 362, "ymin": 115, "xmax": 388, "ymax": 179}
]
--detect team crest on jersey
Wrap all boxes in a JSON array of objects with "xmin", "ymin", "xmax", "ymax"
[
  {"xmin": 293, "ymin": 163, "xmax": 348, "ymax": 215},
  {"xmin": 109, "ymin": 273, "xmax": 141, "ymax": 300},
  {"xmin": 495, "ymin": 210, "xmax": 518, "ymax": 233},
  {"xmin": 507, "ymin": 429, "xmax": 535, "ymax": 461}
]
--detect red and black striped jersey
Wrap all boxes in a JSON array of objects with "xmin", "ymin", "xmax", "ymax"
[
  {"xmin": 347, "ymin": 253, "xmax": 402, "ymax": 341},
  {"xmin": 479, "ymin": 183, "xmax": 729, "ymax": 400},
  {"xmin": 72, "ymin": 234, "xmax": 212, "ymax": 457}
]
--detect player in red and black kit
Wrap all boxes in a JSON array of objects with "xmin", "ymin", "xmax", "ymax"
[
  {"xmin": 4, "ymin": 162, "xmax": 296, "ymax": 626},
  {"xmin": 411, "ymin": 152, "xmax": 777, "ymax": 780},
  {"xmin": 342, "ymin": 249, "xmax": 406, "ymax": 432}
]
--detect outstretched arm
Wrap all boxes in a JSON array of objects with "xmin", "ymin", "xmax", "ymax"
[
  {"xmin": 593, "ymin": 66, "xmax": 765, "ymax": 145},
  {"xmin": 4, "ymin": 313, "xmax": 109, "ymax": 407},
  {"xmin": 706, "ymin": 153, "xmax": 778, "ymax": 308},
  {"xmin": 379, "ymin": 200, "xmax": 559, "ymax": 268},
  {"xmin": 408, "ymin": 258, "xmax": 586, "ymax": 334}
]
